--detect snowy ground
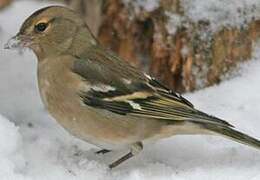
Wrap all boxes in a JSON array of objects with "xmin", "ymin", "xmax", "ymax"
[{"xmin": 1, "ymin": 1, "xmax": 260, "ymax": 180}]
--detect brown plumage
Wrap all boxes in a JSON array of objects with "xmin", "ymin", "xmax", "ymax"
[{"xmin": 5, "ymin": 6, "xmax": 260, "ymax": 168}]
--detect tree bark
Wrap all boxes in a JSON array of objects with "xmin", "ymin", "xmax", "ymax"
[{"xmin": 66, "ymin": 0, "xmax": 260, "ymax": 92}]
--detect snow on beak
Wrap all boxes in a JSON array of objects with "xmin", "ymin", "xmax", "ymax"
[{"xmin": 4, "ymin": 34, "xmax": 32, "ymax": 50}]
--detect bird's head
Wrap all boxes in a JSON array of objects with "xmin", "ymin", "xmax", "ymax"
[{"xmin": 5, "ymin": 6, "xmax": 97, "ymax": 59}]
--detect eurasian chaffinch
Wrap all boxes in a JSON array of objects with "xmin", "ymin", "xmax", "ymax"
[{"xmin": 5, "ymin": 6, "xmax": 260, "ymax": 168}]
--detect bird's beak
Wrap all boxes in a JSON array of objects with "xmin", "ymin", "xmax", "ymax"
[
  {"xmin": 4, "ymin": 34, "xmax": 32, "ymax": 50},
  {"xmin": 4, "ymin": 35, "xmax": 21, "ymax": 50}
]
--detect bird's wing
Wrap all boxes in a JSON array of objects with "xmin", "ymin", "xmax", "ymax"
[{"xmin": 72, "ymin": 47, "xmax": 233, "ymax": 127}]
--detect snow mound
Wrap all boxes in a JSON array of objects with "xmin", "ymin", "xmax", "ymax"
[{"xmin": 0, "ymin": 114, "xmax": 26, "ymax": 180}]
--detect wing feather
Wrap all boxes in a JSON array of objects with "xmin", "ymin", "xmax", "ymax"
[{"xmin": 73, "ymin": 47, "xmax": 233, "ymax": 127}]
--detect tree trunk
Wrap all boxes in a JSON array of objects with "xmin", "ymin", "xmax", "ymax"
[{"xmin": 66, "ymin": 0, "xmax": 260, "ymax": 92}]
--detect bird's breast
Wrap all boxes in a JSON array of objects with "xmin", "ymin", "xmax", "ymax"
[{"xmin": 37, "ymin": 57, "xmax": 86, "ymax": 120}]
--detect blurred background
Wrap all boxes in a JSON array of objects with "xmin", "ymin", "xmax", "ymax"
[{"xmin": 1, "ymin": 0, "xmax": 260, "ymax": 179}]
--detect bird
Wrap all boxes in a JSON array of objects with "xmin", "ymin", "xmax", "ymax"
[{"xmin": 4, "ymin": 6, "xmax": 260, "ymax": 169}]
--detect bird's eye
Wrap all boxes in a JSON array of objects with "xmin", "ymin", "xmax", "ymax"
[{"xmin": 35, "ymin": 22, "xmax": 48, "ymax": 32}]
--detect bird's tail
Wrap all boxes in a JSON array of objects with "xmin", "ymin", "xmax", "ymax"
[{"xmin": 200, "ymin": 123, "xmax": 260, "ymax": 150}]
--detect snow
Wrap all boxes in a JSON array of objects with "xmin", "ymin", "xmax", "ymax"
[
  {"xmin": 123, "ymin": 0, "xmax": 160, "ymax": 13},
  {"xmin": 181, "ymin": 0, "xmax": 260, "ymax": 33},
  {"xmin": 163, "ymin": 0, "xmax": 260, "ymax": 35},
  {"xmin": 0, "ymin": 114, "xmax": 25, "ymax": 180},
  {"xmin": 0, "ymin": 0, "xmax": 260, "ymax": 179},
  {"xmin": 165, "ymin": 12, "xmax": 183, "ymax": 35}
]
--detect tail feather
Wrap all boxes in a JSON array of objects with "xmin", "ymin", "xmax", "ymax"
[{"xmin": 201, "ymin": 123, "xmax": 260, "ymax": 150}]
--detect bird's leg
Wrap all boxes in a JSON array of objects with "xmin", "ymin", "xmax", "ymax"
[
  {"xmin": 109, "ymin": 152, "xmax": 133, "ymax": 169},
  {"xmin": 95, "ymin": 149, "xmax": 111, "ymax": 154},
  {"xmin": 109, "ymin": 142, "xmax": 143, "ymax": 169}
]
